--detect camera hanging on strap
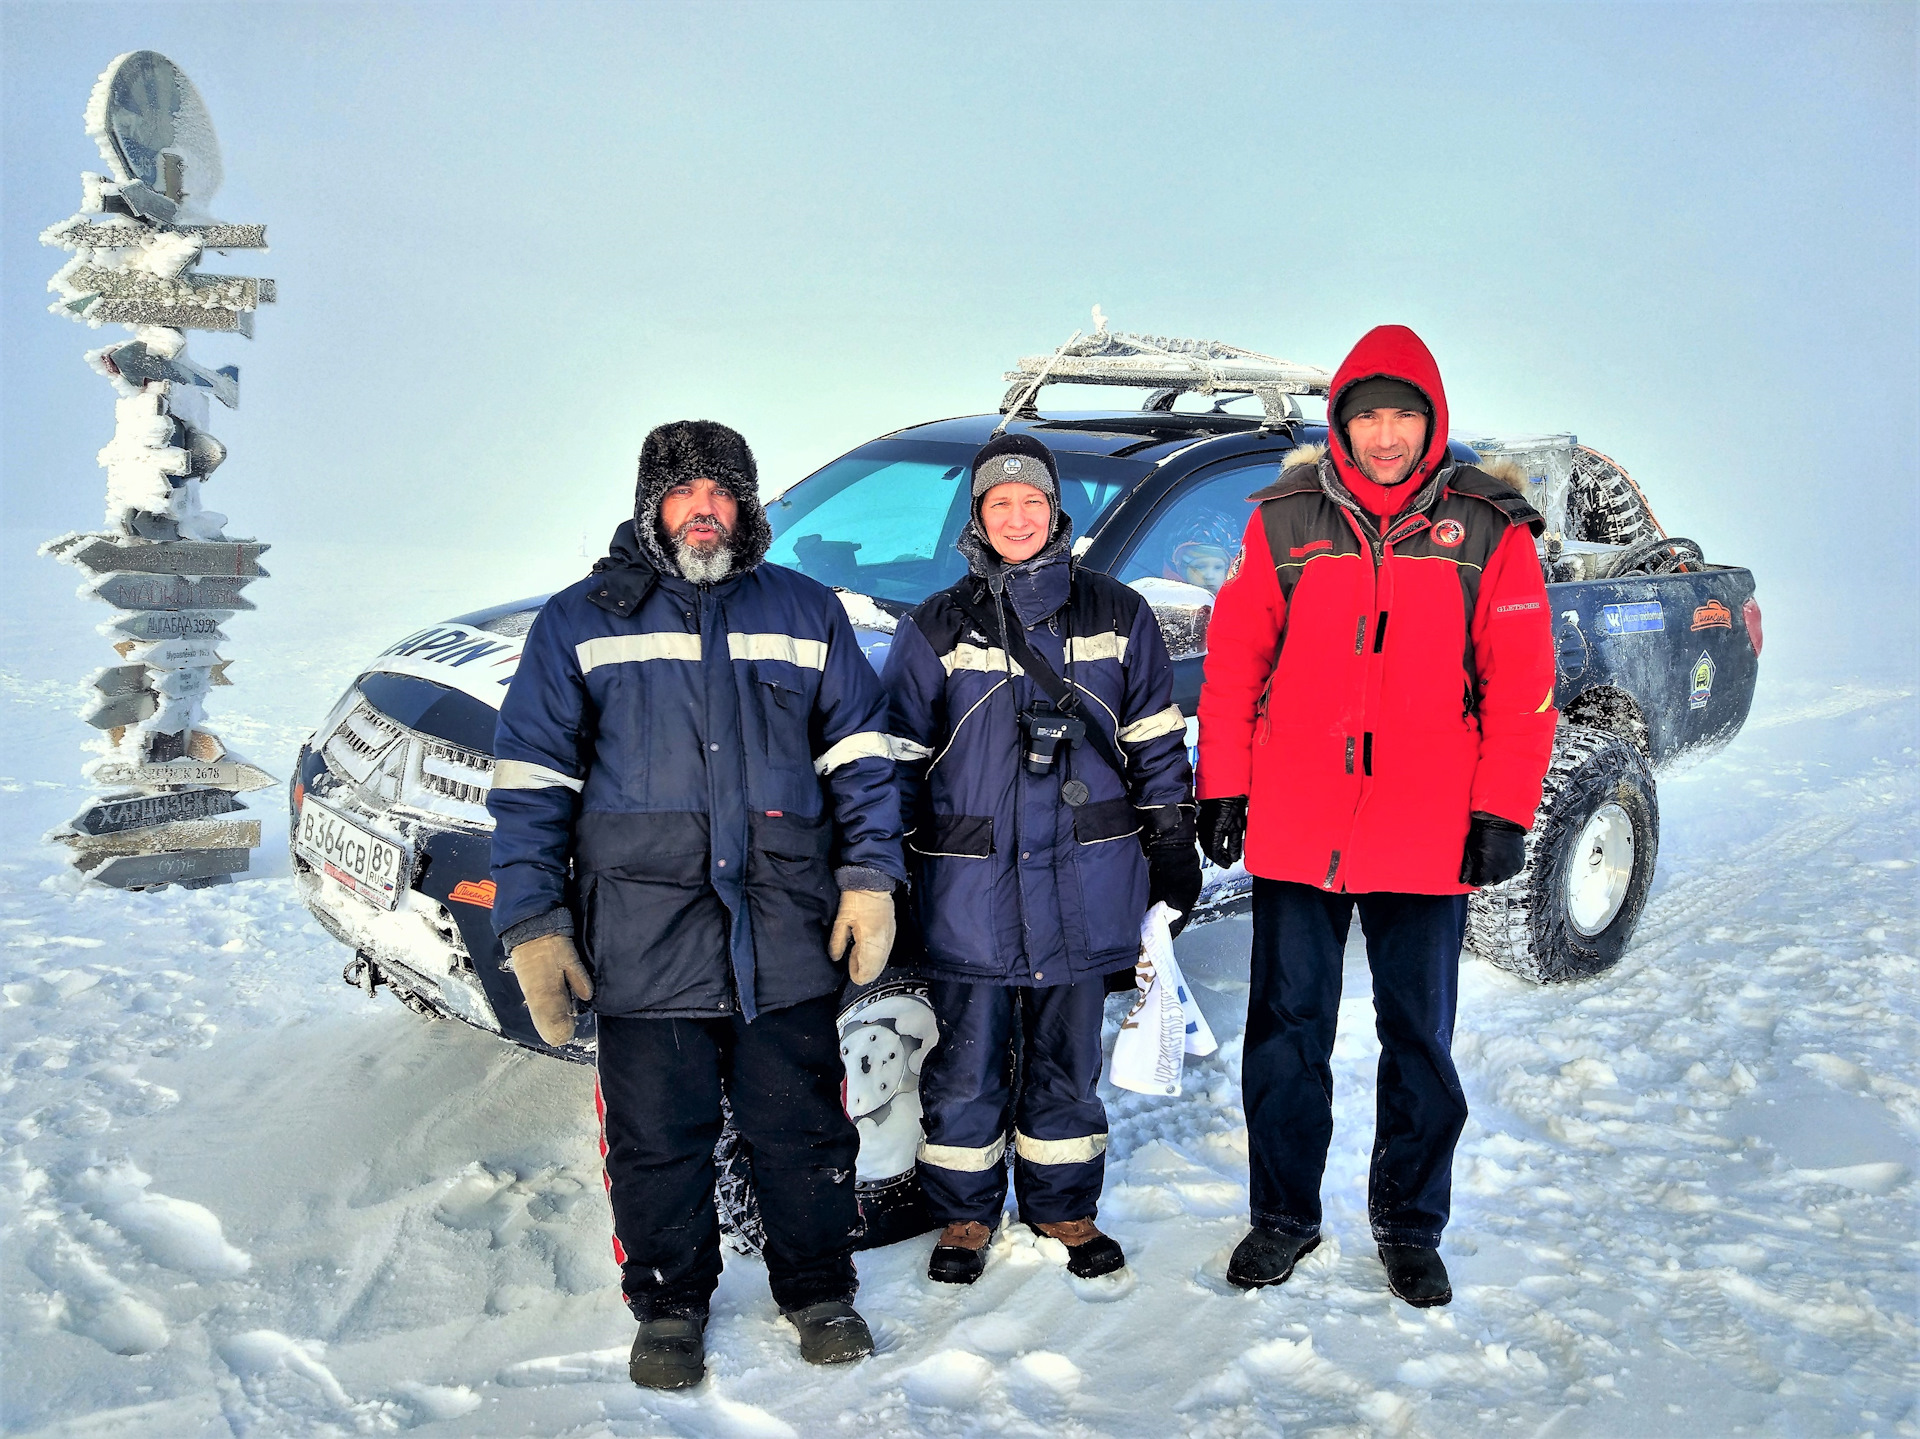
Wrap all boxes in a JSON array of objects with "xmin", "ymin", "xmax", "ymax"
[{"xmin": 955, "ymin": 582, "xmax": 1129, "ymax": 800}]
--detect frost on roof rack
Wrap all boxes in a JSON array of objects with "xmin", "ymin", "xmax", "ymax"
[{"xmin": 1000, "ymin": 312, "xmax": 1333, "ymax": 425}]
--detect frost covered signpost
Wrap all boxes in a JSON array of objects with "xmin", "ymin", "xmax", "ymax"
[{"xmin": 39, "ymin": 51, "xmax": 275, "ymax": 891}]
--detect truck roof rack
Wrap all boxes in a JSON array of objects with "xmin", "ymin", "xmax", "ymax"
[{"xmin": 999, "ymin": 310, "xmax": 1333, "ymax": 426}]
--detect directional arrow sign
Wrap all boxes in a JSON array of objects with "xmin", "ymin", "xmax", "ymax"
[
  {"xmin": 82, "ymin": 689, "xmax": 157, "ymax": 729},
  {"xmin": 155, "ymin": 667, "xmax": 211, "ymax": 700},
  {"xmin": 80, "ymin": 848, "xmax": 251, "ymax": 889},
  {"xmin": 61, "ymin": 264, "xmax": 275, "ymax": 313},
  {"xmin": 42, "ymin": 217, "xmax": 269, "ymax": 252},
  {"xmin": 118, "ymin": 636, "xmax": 222, "ymax": 670},
  {"xmin": 60, "ymin": 817, "xmax": 262, "ymax": 861},
  {"xmin": 66, "ymin": 788, "xmax": 244, "ymax": 836},
  {"xmin": 103, "ymin": 610, "xmax": 231, "ymax": 643},
  {"xmin": 86, "ymin": 755, "xmax": 276, "ymax": 792},
  {"xmin": 89, "ymin": 300, "xmax": 260, "ymax": 337},
  {"xmin": 61, "ymin": 538, "xmax": 268, "ymax": 578},
  {"xmin": 90, "ymin": 663, "xmax": 152, "ymax": 698},
  {"xmin": 90, "ymin": 574, "xmax": 256, "ymax": 612},
  {"xmin": 98, "ymin": 340, "xmax": 239, "ymax": 408}
]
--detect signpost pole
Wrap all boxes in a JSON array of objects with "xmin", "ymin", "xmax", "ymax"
[{"xmin": 39, "ymin": 51, "xmax": 276, "ymax": 891}]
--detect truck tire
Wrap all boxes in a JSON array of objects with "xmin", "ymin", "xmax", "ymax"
[
  {"xmin": 714, "ymin": 1095, "xmax": 767, "ymax": 1256},
  {"xmin": 1466, "ymin": 725, "xmax": 1659, "ymax": 983},
  {"xmin": 1566, "ymin": 446, "xmax": 1664, "ymax": 549}
]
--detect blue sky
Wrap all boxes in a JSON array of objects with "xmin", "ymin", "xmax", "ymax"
[{"xmin": 3, "ymin": 1, "xmax": 1914, "ymax": 668}]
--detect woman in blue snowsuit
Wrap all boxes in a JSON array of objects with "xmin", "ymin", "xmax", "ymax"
[{"xmin": 881, "ymin": 433, "xmax": 1202, "ymax": 1284}]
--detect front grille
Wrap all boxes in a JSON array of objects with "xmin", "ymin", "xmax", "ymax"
[
  {"xmin": 418, "ymin": 739, "xmax": 492, "ymax": 807},
  {"xmin": 316, "ymin": 689, "xmax": 495, "ymax": 826}
]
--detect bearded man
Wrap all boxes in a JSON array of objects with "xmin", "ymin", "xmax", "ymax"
[{"xmin": 487, "ymin": 420, "xmax": 906, "ymax": 1386}]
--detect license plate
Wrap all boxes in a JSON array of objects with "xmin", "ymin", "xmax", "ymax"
[{"xmin": 296, "ymin": 796, "xmax": 409, "ymax": 910}]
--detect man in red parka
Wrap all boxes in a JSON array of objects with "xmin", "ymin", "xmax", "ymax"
[{"xmin": 1196, "ymin": 325, "xmax": 1557, "ymax": 1307}]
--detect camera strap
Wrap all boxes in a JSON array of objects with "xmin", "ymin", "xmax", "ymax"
[{"xmin": 956, "ymin": 582, "xmax": 1131, "ymax": 782}]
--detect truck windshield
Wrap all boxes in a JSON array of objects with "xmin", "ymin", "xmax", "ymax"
[{"xmin": 765, "ymin": 437, "xmax": 1145, "ymax": 604}]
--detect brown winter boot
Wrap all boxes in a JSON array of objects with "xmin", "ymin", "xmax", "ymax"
[
  {"xmin": 1032, "ymin": 1218, "xmax": 1127, "ymax": 1279},
  {"xmin": 928, "ymin": 1221, "xmax": 993, "ymax": 1285}
]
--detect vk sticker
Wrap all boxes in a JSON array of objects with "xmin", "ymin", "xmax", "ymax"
[{"xmin": 1599, "ymin": 601, "xmax": 1664, "ymax": 636}]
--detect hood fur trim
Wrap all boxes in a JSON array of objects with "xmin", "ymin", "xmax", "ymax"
[
  {"xmin": 1282, "ymin": 442, "xmax": 1326, "ymax": 473},
  {"xmin": 633, "ymin": 420, "xmax": 772, "ymax": 580},
  {"xmin": 1475, "ymin": 457, "xmax": 1530, "ymax": 495}
]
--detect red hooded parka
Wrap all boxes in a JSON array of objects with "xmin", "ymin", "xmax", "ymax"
[{"xmin": 1196, "ymin": 325, "xmax": 1558, "ymax": 895}]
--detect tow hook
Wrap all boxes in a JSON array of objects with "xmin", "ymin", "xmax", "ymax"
[{"xmin": 344, "ymin": 953, "xmax": 382, "ymax": 996}]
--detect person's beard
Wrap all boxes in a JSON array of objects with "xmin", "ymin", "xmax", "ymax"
[{"xmin": 670, "ymin": 513, "xmax": 735, "ymax": 583}]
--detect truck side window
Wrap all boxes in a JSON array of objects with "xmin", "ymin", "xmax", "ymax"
[{"xmin": 1114, "ymin": 461, "xmax": 1276, "ymax": 595}]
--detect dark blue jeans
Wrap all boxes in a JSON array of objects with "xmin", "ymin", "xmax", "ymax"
[{"xmin": 1244, "ymin": 879, "xmax": 1469, "ymax": 1248}]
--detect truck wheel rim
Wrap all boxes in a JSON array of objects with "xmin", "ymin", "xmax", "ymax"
[{"xmin": 1566, "ymin": 802, "xmax": 1635, "ymax": 936}]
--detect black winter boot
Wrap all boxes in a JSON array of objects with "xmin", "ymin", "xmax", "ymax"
[
  {"xmin": 1226, "ymin": 1227, "xmax": 1321, "ymax": 1289},
  {"xmin": 1032, "ymin": 1218, "xmax": 1127, "ymax": 1279},
  {"xmin": 928, "ymin": 1221, "xmax": 993, "ymax": 1285},
  {"xmin": 1379, "ymin": 1244, "xmax": 1452, "ymax": 1307},
  {"xmin": 629, "ymin": 1312, "xmax": 706, "ymax": 1388},
  {"xmin": 783, "ymin": 1300, "xmax": 875, "ymax": 1364}
]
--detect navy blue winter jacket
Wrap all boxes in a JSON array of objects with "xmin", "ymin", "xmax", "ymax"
[
  {"xmin": 882, "ymin": 537, "xmax": 1194, "ymax": 985},
  {"xmin": 488, "ymin": 522, "xmax": 907, "ymax": 1020}
]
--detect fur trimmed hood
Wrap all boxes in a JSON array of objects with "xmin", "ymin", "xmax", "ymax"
[
  {"xmin": 1475, "ymin": 456, "xmax": 1530, "ymax": 495},
  {"xmin": 1281, "ymin": 442, "xmax": 1326, "ymax": 475},
  {"xmin": 632, "ymin": 420, "xmax": 772, "ymax": 580}
]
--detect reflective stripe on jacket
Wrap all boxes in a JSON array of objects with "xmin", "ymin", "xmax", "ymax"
[
  {"xmin": 488, "ymin": 522, "xmax": 906, "ymax": 1019},
  {"xmin": 884, "ymin": 555, "xmax": 1193, "ymax": 983}
]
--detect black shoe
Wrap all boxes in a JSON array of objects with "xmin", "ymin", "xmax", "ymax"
[
  {"xmin": 1378, "ymin": 1244, "xmax": 1452, "ymax": 1307},
  {"xmin": 928, "ymin": 1221, "xmax": 993, "ymax": 1285},
  {"xmin": 1225, "ymin": 1227, "xmax": 1321, "ymax": 1290},
  {"xmin": 783, "ymin": 1300, "xmax": 875, "ymax": 1364},
  {"xmin": 1032, "ymin": 1218, "xmax": 1127, "ymax": 1279},
  {"xmin": 629, "ymin": 1312, "xmax": 706, "ymax": 1388}
]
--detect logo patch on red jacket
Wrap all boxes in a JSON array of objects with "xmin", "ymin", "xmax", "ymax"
[
  {"xmin": 1289, "ymin": 539, "xmax": 1333, "ymax": 557},
  {"xmin": 1431, "ymin": 519, "xmax": 1466, "ymax": 547}
]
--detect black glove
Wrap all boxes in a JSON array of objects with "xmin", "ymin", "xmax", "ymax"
[
  {"xmin": 1197, "ymin": 796, "xmax": 1249, "ymax": 870},
  {"xmin": 1460, "ymin": 812, "xmax": 1528, "ymax": 887},
  {"xmin": 1144, "ymin": 809, "xmax": 1203, "ymax": 937}
]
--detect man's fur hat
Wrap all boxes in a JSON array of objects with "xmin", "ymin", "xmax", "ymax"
[{"xmin": 633, "ymin": 420, "xmax": 772, "ymax": 578}]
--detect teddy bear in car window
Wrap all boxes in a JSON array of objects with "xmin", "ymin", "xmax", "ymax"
[{"xmin": 839, "ymin": 996, "xmax": 940, "ymax": 1182}]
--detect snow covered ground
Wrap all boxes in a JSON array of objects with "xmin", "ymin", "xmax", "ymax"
[{"xmin": 2, "ymin": 532, "xmax": 1915, "ymax": 1437}]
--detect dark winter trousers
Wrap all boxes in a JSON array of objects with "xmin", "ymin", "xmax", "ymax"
[
  {"xmin": 917, "ymin": 979, "xmax": 1109, "ymax": 1228},
  {"xmin": 1244, "ymin": 879, "xmax": 1469, "ymax": 1249},
  {"xmin": 595, "ymin": 995, "xmax": 860, "ymax": 1321}
]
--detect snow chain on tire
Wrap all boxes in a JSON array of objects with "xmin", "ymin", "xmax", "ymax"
[
  {"xmin": 713, "ymin": 1092, "xmax": 767, "ymax": 1257},
  {"xmin": 1466, "ymin": 724, "xmax": 1660, "ymax": 983},
  {"xmin": 1566, "ymin": 446, "xmax": 1665, "ymax": 549}
]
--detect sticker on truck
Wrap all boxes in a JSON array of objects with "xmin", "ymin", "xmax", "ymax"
[{"xmin": 1599, "ymin": 601, "xmax": 1664, "ymax": 635}]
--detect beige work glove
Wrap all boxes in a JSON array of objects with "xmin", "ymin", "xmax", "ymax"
[
  {"xmin": 508, "ymin": 933, "xmax": 594, "ymax": 1047},
  {"xmin": 830, "ymin": 889, "xmax": 896, "ymax": 986}
]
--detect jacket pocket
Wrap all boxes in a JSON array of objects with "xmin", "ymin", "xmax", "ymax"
[
  {"xmin": 910, "ymin": 814, "xmax": 994, "ymax": 858},
  {"xmin": 1072, "ymin": 798, "xmax": 1141, "ymax": 845},
  {"xmin": 747, "ymin": 810, "xmax": 838, "ymax": 1006},
  {"xmin": 752, "ymin": 663, "xmax": 815, "ymax": 775}
]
